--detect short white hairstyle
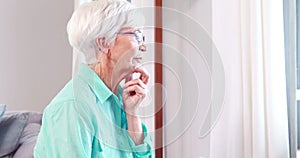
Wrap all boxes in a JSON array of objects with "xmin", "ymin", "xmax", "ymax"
[{"xmin": 67, "ymin": 0, "xmax": 144, "ymax": 64}]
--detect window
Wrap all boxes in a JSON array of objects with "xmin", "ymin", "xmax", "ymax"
[{"xmin": 284, "ymin": 0, "xmax": 298, "ymax": 157}]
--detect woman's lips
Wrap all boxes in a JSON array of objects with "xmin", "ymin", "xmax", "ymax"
[{"xmin": 133, "ymin": 57, "xmax": 143, "ymax": 63}]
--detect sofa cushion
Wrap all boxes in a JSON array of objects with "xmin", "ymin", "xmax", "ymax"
[{"xmin": 0, "ymin": 112, "xmax": 29, "ymax": 157}]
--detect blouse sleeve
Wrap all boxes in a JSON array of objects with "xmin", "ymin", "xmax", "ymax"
[{"xmin": 126, "ymin": 123, "xmax": 154, "ymax": 158}]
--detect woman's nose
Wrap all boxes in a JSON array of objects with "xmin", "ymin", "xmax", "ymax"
[{"xmin": 139, "ymin": 43, "xmax": 147, "ymax": 52}]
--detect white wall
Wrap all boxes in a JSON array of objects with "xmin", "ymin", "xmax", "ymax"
[{"xmin": 0, "ymin": 0, "xmax": 74, "ymax": 112}]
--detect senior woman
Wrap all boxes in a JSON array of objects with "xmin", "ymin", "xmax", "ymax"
[{"xmin": 34, "ymin": 0, "xmax": 153, "ymax": 157}]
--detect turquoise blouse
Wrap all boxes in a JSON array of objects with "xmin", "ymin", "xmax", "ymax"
[{"xmin": 34, "ymin": 64, "xmax": 154, "ymax": 158}]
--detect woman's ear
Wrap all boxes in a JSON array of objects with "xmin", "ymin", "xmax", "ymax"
[{"xmin": 96, "ymin": 37, "xmax": 110, "ymax": 55}]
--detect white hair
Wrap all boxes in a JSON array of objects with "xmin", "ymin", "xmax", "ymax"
[{"xmin": 67, "ymin": 0, "xmax": 144, "ymax": 64}]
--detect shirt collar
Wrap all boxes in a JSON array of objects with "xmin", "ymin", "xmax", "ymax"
[{"xmin": 77, "ymin": 63, "xmax": 113, "ymax": 104}]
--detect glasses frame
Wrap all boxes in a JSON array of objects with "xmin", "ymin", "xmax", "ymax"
[{"xmin": 117, "ymin": 30, "xmax": 145, "ymax": 43}]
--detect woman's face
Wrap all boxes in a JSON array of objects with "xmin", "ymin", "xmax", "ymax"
[{"xmin": 110, "ymin": 28, "xmax": 146, "ymax": 80}]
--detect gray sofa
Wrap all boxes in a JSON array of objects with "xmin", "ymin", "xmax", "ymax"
[{"xmin": 0, "ymin": 104, "xmax": 42, "ymax": 158}]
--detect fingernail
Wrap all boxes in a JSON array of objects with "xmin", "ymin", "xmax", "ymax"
[{"xmin": 132, "ymin": 73, "xmax": 141, "ymax": 80}]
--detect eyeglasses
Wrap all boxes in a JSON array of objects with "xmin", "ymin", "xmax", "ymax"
[{"xmin": 117, "ymin": 30, "xmax": 145, "ymax": 43}]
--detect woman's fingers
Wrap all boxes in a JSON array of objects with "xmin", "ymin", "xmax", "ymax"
[
  {"xmin": 122, "ymin": 75, "xmax": 148, "ymax": 115},
  {"xmin": 125, "ymin": 73, "xmax": 133, "ymax": 83},
  {"xmin": 133, "ymin": 67, "xmax": 149, "ymax": 84},
  {"xmin": 124, "ymin": 85, "xmax": 146, "ymax": 97},
  {"xmin": 122, "ymin": 67, "xmax": 149, "ymax": 112},
  {"xmin": 124, "ymin": 78, "xmax": 147, "ymax": 89}
]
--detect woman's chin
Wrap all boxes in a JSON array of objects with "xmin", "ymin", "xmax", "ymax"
[{"xmin": 117, "ymin": 71, "xmax": 131, "ymax": 83}]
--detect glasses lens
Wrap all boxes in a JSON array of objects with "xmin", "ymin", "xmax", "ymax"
[
  {"xmin": 135, "ymin": 30, "xmax": 145, "ymax": 42},
  {"xmin": 117, "ymin": 30, "xmax": 144, "ymax": 42}
]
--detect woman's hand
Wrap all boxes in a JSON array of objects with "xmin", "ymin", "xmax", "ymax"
[{"xmin": 122, "ymin": 67, "xmax": 149, "ymax": 116}]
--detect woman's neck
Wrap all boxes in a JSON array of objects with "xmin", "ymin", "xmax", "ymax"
[{"xmin": 89, "ymin": 60, "xmax": 120, "ymax": 96}]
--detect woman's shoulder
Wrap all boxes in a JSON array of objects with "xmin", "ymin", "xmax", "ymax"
[
  {"xmin": 49, "ymin": 77, "xmax": 97, "ymax": 106},
  {"xmin": 43, "ymin": 99, "xmax": 97, "ymax": 131},
  {"xmin": 43, "ymin": 76, "xmax": 102, "ymax": 128},
  {"xmin": 44, "ymin": 78, "xmax": 97, "ymax": 115},
  {"xmin": 44, "ymin": 98, "xmax": 97, "ymax": 120}
]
